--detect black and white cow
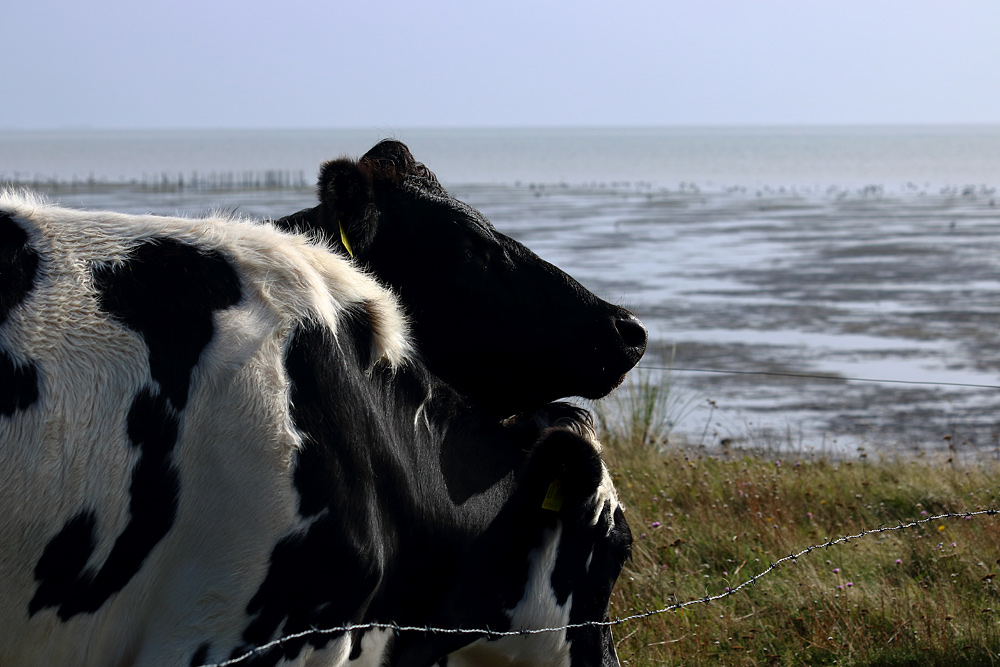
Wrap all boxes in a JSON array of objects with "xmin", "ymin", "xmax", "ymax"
[
  {"xmin": 274, "ymin": 140, "xmax": 647, "ymax": 417},
  {"xmin": 0, "ymin": 191, "xmax": 632, "ymax": 667}
]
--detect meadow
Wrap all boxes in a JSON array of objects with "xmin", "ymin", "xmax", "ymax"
[{"xmin": 597, "ymin": 374, "xmax": 1000, "ymax": 667}]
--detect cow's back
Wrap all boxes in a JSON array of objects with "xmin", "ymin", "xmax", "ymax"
[{"xmin": 0, "ymin": 191, "xmax": 408, "ymax": 666}]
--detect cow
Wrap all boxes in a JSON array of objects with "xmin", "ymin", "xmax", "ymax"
[
  {"xmin": 273, "ymin": 140, "xmax": 647, "ymax": 417},
  {"xmin": 0, "ymin": 191, "xmax": 632, "ymax": 667}
]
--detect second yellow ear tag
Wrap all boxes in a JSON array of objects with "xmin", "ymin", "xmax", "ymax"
[{"xmin": 542, "ymin": 479, "xmax": 564, "ymax": 512}]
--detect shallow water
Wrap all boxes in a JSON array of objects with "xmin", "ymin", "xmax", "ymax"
[{"xmin": 29, "ymin": 180, "xmax": 1000, "ymax": 457}]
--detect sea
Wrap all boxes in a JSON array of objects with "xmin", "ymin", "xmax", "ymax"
[{"xmin": 3, "ymin": 125, "xmax": 1000, "ymax": 457}]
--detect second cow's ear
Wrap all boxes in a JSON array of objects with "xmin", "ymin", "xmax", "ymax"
[
  {"xmin": 522, "ymin": 427, "xmax": 606, "ymax": 523},
  {"xmin": 316, "ymin": 158, "xmax": 378, "ymax": 259}
]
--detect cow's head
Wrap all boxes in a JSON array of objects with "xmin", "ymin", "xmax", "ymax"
[{"xmin": 276, "ymin": 140, "xmax": 647, "ymax": 416}]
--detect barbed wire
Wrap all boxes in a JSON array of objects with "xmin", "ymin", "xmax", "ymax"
[
  {"xmin": 203, "ymin": 507, "xmax": 999, "ymax": 667},
  {"xmin": 636, "ymin": 363, "xmax": 1000, "ymax": 390}
]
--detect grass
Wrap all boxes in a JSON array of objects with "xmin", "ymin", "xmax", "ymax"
[{"xmin": 596, "ymin": 374, "xmax": 1000, "ymax": 666}]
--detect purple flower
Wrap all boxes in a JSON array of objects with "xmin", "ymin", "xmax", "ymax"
[
  {"xmin": 846, "ymin": 582, "xmax": 854, "ymax": 588},
  {"xmin": 895, "ymin": 559, "xmax": 903, "ymax": 565},
  {"xmin": 651, "ymin": 521, "xmax": 662, "ymax": 528},
  {"xmin": 833, "ymin": 568, "xmax": 840, "ymax": 574}
]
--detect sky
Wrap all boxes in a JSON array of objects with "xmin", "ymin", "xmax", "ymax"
[{"xmin": 2, "ymin": 0, "xmax": 999, "ymax": 129}]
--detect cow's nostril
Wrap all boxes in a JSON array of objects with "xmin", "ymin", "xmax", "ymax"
[{"xmin": 614, "ymin": 315, "xmax": 648, "ymax": 354}]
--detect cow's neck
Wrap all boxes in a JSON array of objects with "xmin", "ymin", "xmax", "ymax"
[{"xmin": 360, "ymin": 365, "xmax": 548, "ymax": 656}]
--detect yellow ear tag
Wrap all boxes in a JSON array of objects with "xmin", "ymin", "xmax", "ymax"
[
  {"xmin": 542, "ymin": 479, "xmax": 564, "ymax": 512},
  {"xmin": 338, "ymin": 219, "xmax": 354, "ymax": 258}
]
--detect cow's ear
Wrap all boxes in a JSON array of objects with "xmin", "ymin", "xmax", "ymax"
[
  {"xmin": 316, "ymin": 158, "xmax": 378, "ymax": 258},
  {"xmin": 525, "ymin": 428, "xmax": 606, "ymax": 520}
]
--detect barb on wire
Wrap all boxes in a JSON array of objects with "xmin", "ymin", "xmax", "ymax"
[{"xmin": 203, "ymin": 508, "xmax": 998, "ymax": 667}]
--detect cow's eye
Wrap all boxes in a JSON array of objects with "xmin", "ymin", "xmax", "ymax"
[{"xmin": 455, "ymin": 243, "xmax": 492, "ymax": 270}]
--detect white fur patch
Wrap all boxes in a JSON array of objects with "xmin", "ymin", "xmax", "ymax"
[
  {"xmin": 592, "ymin": 461, "xmax": 621, "ymax": 529},
  {"xmin": 447, "ymin": 525, "xmax": 572, "ymax": 667},
  {"xmin": 346, "ymin": 628, "xmax": 393, "ymax": 667},
  {"xmin": 569, "ymin": 420, "xmax": 622, "ymax": 529}
]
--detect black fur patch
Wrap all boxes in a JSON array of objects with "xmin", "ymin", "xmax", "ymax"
[
  {"xmin": 0, "ymin": 212, "xmax": 39, "ymax": 326},
  {"xmin": 560, "ymin": 503, "xmax": 632, "ymax": 667},
  {"xmin": 342, "ymin": 301, "xmax": 378, "ymax": 370},
  {"xmin": 30, "ymin": 238, "xmax": 241, "ymax": 620},
  {"xmin": 91, "ymin": 237, "xmax": 242, "ymax": 409},
  {"xmin": 28, "ymin": 511, "xmax": 98, "ymax": 616},
  {"xmin": 0, "ymin": 351, "xmax": 38, "ymax": 416},
  {"xmin": 348, "ymin": 633, "xmax": 365, "ymax": 661},
  {"xmin": 0, "ymin": 212, "xmax": 41, "ymax": 415},
  {"xmin": 549, "ymin": 503, "xmax": 604, "ymax": 607},
  {"xmin": 84, "ymin": 390, "xmax": 181, "ymax": 602},
  {"xmin": 30, "ymin": 370, "xmax": 181, "ymax": 620},
  {"xmin": 232, "ymin": 323, "xmax": 388, "ymax": 666},
  {"xmin": 190, "ymin": 643, "xmax": 211, "ymax": 666}
]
